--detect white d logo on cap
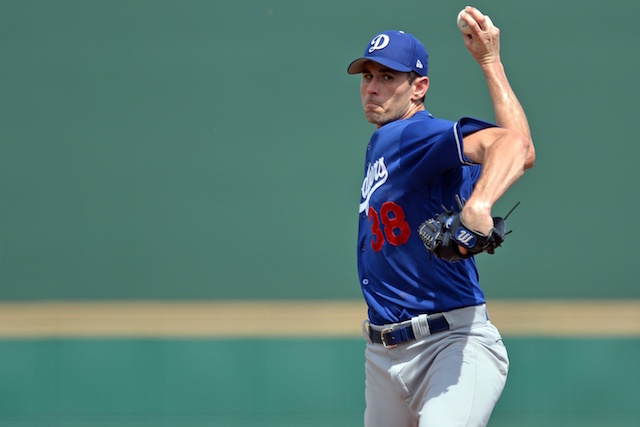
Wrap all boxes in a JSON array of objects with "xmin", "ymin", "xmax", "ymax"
[{"xmin": 369, "ymin": 34, "xmax": 390, "ymax": 53}]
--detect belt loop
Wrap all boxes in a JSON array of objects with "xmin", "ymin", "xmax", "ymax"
[
  {"xmin": 410, "ymin": 314, "xmax": 430, "ymax": 339},
  {"xmin": 362, "ymin": 320, "xmax": 373, "ymax": 344}
]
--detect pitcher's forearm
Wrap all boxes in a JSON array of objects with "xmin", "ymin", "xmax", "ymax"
[{"xmin": 482, "ymin": 61, "xmax": 535, "ymax": 168}]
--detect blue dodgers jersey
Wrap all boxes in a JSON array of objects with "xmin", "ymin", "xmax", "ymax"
[{"xmin": 357, "ymin": 110, "xmax": 496, "ymax": 325}]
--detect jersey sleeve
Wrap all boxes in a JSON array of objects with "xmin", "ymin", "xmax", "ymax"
[
  {"xmin": 458, "ymin": 117, "xmax": 498, "ymax": 156},
  {"xmin": 399, "ymin": 116, "xmax": 496, "ymax": 185}
]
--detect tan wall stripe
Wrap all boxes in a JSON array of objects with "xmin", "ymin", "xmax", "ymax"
[{"xmin": 0, "ymin": 300, "xmax": 638, "ymax": 338}]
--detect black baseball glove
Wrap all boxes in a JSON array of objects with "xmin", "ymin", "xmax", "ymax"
[{"xmin": 417, "ymin": 196, "xmax": 516, "ymax": 262}]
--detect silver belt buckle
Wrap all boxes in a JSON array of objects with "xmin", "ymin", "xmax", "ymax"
[{"xmin": 380, "ymin": 327, "xmax": 397, "ymax": 349}]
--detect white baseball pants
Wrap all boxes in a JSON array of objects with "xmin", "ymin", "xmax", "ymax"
[{"xmin": 363, "ymin": 304, "xmax": 509, "ymax": 427}]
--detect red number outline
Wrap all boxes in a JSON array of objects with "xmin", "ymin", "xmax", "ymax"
[{"xmin": 368, "ymin": 202, "xmax": 411, "ymax": 252}]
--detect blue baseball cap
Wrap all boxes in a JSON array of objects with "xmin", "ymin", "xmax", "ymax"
[{"xmin": 348, "ymin": 30, "xmax": 429, "ymax": 77}]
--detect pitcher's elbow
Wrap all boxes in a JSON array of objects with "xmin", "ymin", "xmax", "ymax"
[{"xmin": 523, "ymin": 137, "xmax": 535, "ymax": 170}]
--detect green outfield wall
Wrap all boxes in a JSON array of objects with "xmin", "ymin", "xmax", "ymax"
[
  {"xmin": 0, "ymin": 338, "xmax": 639, "ymax": 426},
  {"xmin": 1, "ymin": 0, "xmax": 639, "ymax": 425}
]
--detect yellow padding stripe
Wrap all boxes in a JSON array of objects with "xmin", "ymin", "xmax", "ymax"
[{"xmin": 0, "ymin": 300, "xmax": 638, "ymax": 338}]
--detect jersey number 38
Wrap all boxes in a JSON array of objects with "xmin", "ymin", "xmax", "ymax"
[{"xmin": 368, "ymin": 201, "xmax": 411, "ymax": 252}]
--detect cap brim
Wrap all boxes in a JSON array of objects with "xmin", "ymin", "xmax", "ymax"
[
  {"xmin": 347, "ymin": 57, "xmax": 413, "ymax": 75},
  {"xmin": 347, "ymin": 58, "xmax": 368, "ymax": 74}
]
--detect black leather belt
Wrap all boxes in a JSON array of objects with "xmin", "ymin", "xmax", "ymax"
[{"xmin": 369, "ymin": 315, "xmax": 450, "ymax": 348}]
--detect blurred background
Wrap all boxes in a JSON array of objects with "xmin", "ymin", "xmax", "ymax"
[{"xmin": 1, "ymin": 0, "xmax": 639, "ymax": 425}]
